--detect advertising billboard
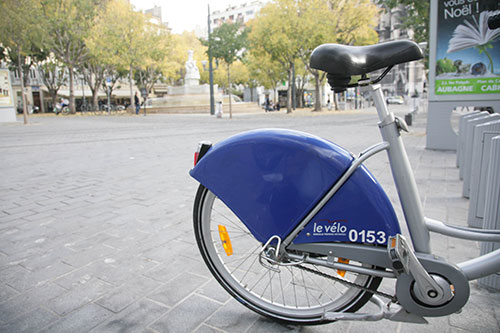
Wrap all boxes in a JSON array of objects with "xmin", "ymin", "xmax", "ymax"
[{"xmin": 430, "ymin": 0, "xmax": 500, "ymax": 101}]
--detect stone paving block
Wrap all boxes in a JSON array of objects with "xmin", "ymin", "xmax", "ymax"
[
  {"xmin": 194, "ymin": 324, "xmax": 227, "ymax": 333},
  {"xmin": 39, "ymin": 303, "xmax": 113, "ymax": 333},
  {"xmin": 148, "ymin": 272, "xmax": 208, "ymax": 307},
  {"xmin": 0, "ymin": 264, "xmax": 41, "ymax": 291},
  {"xmin": 95, "ymin": 284, "xmax": 143, "ymax": 313},
  {"xmin": 0, "ymin": 282, "xmax": 66, "ymax": 323},
  {"xmin": 0, "ymin": 307, "xmax": 59, "ymax": 333},
  {"xmin": 0, "ymin": 210, "xmax": 38, "ymax": 226},
  {"xmin": 54, "ymin": 259, "xmax": 129, "ymax": 290},
  {"xmin": 143, "ymin": 262, "xmax": 183, "ymax": 283},
  {"xmin": 19, "ymin": 246, "xmax": 76, "ymax": 271},
  {"xmin": 449, "ymin": 294, "xmax": 500, "ymax": 332},
  {"xmin": 70, "ymin": 232, "xmax": 118, "ymax": 251},
  {"xmin": 92, "ymin": 299, "xmax": 169, "ymax": 332},
  {"xmin": 95, "ymin": 275, "xmax": 161, "ymax": 313},
  {"xmin": 206, "ymin": 299, "xmax": 259, "ymax": 332},
  {"xmin": 0, "ymin": 283, "xmax": 18, "ymax": 301},
  {"xmin": 46, "ymin": 278, "xmax": 113, "ymax": 316},
  {"xmin": 61, "ymin": 243, "xmax": 117, "ymax": 268},
  {"xmin": 196, "ymin": 278, "xmax": 232, "ymax": 304},
  {"xmin": 150, "ymin": 294, "xmax": 220, "ymax": 332},
  {"xmin": 246, "ymin": 316, "xmax": 303, "ymax": 332}
]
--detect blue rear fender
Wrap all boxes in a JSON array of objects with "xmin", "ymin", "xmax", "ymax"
[{"xmin": 190, "ymin": 128, "xmax": 400, "ymax": 245}]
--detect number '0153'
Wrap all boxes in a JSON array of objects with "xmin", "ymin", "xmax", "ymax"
[{"xmin": 348, "ymin": 230, "xmax": 387, "ymax": 244}]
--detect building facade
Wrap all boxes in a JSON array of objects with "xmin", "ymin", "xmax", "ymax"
[{"xmin": 375, "ymin": 5, "xmax": 426, "ymax": 99}]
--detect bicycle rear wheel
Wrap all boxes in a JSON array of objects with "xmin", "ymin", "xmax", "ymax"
[{"xmin": 193, "ymin": 185, "xmax": 382, "ymax": 324}]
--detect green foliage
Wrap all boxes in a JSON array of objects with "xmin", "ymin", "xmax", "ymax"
[
  {"xmin": 249, "ymin": 0, "xmax": 379, "ymax": 111},
  {"xmin": 170, "ymin": 32, "xmax": 207, "ymax": 85},
  {"xmin": 40, "ymin": 0, "xmax": 106, "ymax": 113},
  {"xmin": 201, "ymin": 22, "xmax": 248, "ymax": 118},
  {"xmin": 0, "ymin": 0, "xmax": 46, "ymax": 122},
  {"xmin": 245, "ymin": 51, "xmax": 287, "ymax": 90},
  {"xmin": 205, "ymin": 22, "xmax": 249, "ymax": 66},
  {"xmin": 436, "ymin": 58, "xmax": 456, "ymax": 75}
]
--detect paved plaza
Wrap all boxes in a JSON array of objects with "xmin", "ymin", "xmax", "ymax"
[{"xmin": 0, "ymin": 107, "xmax": 499, "ymax": 332}]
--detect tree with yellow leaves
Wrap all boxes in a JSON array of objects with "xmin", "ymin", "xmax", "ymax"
[
  {"xmin": 249, "ymin": 0, "xmax": 379, "ymax": 112},
  {"xmin": 168, "ymin": 32, "xmax": 207, "ymax": 86}
]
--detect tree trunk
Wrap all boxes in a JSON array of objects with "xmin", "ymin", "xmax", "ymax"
[
  {"xmin": 17, "ymin": 50, "xmax": 28, "ymax": 124},
  {"xmin": 334, "ymin": 92, "xmax": 339, "ymax": 111},
  {"xmin": 92, "ymin": 89, "xmax": 99, "ymax": 111},
  {"xmin": 51, "ymin": 94, "xmax": 58, "ymax": 112},
  {"xmin": 314, "ymin": 72, "xmax": 321, "ymax": 111},
  {"xmin": 286, "ymin": 62, "xmax": 292, "ymax": 113},
  {"xmin": 129, "ymin": 66, "xmax": 134, "ymax": 109},
  {"xmin": 68, "ymin": 66, "xmax": 75, "ymax": 114},
  {"xmin": 297, "ymin": 88, "xmax": 303, "ymax": 108},
  {"xmin": 227, "ymin": 64, "xmax": 232, "ymax": 119}
]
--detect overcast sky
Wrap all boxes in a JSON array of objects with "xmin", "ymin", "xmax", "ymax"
[{"xmin": 130, "ymin": 0, "xmax": 251, "ymax": 34}]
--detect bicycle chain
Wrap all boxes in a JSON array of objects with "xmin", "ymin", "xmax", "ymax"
[{"xmin": 296, "ymin": 264, "xmax": 398, "ymax": 303}]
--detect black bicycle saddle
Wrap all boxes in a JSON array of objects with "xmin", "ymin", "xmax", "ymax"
[{"xmin": 310, "ymin": 40, "xmax": 423, "ymax": 91}]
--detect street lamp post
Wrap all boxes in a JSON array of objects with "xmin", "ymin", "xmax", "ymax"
[{"xmin": 208, "ymin": 5, "xmax": 215, "ymax": 115}]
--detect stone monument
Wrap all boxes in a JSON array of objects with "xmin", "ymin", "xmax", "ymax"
[
  {"xmin": 184, "ymin": 50, "xmax": 200, "ymax": 86},
  {"xmin": 146, "ymin": 50, "xmax": 223, "ymax": 112}
]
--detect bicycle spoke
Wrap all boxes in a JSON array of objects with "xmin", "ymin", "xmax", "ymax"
[{"xmin": 196, "ymin": 188, "xmax": 380, "ymax": 322}]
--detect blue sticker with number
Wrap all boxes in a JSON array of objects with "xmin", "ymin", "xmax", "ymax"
[{"xmin": 293, "ymin": 165, "xmax": 401, "ymax": 245}]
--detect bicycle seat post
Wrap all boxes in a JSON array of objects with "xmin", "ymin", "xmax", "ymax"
[
  {"xmin": 363, "ymin": 82, "xmax": 431, "ymax": 254},
  {"xmin": 364, "ymin": 83, "xmax": 392, "ymax": 123}
]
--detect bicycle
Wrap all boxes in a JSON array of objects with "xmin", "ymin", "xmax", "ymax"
[
  {"xmin": 189, "ymin": 15, "xmax": 500, "ymax": 325},
  {"xmin": 53, "ymin": 104, "xmax": 70, "ymax": 115}
]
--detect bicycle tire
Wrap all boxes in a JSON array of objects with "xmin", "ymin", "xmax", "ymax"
[{"xmin": 193, "ymin": 185, "xmax": 382, "ymax": 324}]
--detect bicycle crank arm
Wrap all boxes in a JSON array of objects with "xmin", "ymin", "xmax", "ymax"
[
  {"xmin": 323, "ymin": 296, "xmax": 427, "ymax": 323},
  {"xmin": 388, "ymin": 234, "xmax": 453, "ymax": 305}
]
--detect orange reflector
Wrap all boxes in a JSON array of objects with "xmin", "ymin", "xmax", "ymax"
[
  {"xmin": 218, "ymin": 225, "xmax": 233, "ymax": 256},
  {"xmin": 391, "ymin": 237, "xmax": 397, "ymax": 248},
  {"xmin": 337, "ymin": 258, "xmax": 349, "ymax": 277}
]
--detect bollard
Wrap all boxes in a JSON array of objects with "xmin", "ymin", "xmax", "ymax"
[
  {"xmin": 404, "ymin": 113, "xmax": 412, "ymax": 126},
  {"xmin": 479, "ymin": 135, "xmax": 500, "ymax": 291},
  {"xmin": 467, "ymin": 120, "xmax": 500, "ymax": 228},
  {"xmin": 215, "ymin": 101, "xmax": 223, "ymax": 118},
  {"xmin": 458, "ymin": 112, "xmax": 490, "ymax": 176},
  {"xmin": 456, "ymin": 111, "xmax": 481, "ymax": 168},
  {"xmin": 462, "ymin": 114, "xmax": 500, "ymax": 196}
]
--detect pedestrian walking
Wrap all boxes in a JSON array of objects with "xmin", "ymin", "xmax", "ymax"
[
  {"xmin": 265, "ymin": 97, "xmax": 271, "ymax": 112},
  {"xmin": 134, "ymin": 92, "xmax": 140, "ymax": 115}
]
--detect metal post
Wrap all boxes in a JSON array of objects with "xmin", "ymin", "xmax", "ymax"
[
  {"xmin": 208, "ymin": 5, "xmax": 215, "ymax": 115},
  {"xmin": 292, "ymin": 62, "xmax": 296, "ymax": 110}
]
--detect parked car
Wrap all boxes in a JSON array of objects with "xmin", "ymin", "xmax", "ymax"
[{"xmin": 386, "ymin": 96, "xmax": 404, "ymax": 105}]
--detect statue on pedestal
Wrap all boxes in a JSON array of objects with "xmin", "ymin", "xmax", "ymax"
[{"xmin": 185, "ymin": 50, "xmax": 200, "ymax": 86}]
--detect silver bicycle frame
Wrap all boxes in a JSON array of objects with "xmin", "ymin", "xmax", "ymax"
[
  {"xmin": 368, "ymin": 84, "xmax": 431, "ymax": 254},
  {"xmin": 370, "ymin": 83, "xmax": 500, "ymax": 280},
  {"xmin": 284, "ymin": 83, "xmax": 500, "ymax": 281}
]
